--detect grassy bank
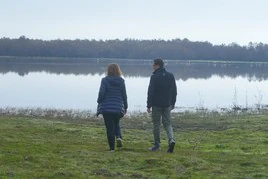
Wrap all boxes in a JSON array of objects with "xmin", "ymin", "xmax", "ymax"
[{"xmin": 0, "ymin": 113, "xmax": 267, "ymax": 178}]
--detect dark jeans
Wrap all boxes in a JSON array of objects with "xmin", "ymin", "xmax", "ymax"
[{"xmin": 103, "ymin": 113, "xmax": 122, "ymax": 150}]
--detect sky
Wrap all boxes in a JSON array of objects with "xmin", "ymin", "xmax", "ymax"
[{"xmin": 1, "ymin": 0, "xmax": 268, "ymax": 45}]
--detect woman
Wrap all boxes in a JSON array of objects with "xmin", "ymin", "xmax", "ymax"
[{"xmin": 97, "ymin": 63, "xmax": 128, "ymax": 152}]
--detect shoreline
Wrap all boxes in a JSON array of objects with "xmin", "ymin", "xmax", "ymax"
[{"xmin": 1, "ymin": 106, "xmax": 268, "ymax": 120}]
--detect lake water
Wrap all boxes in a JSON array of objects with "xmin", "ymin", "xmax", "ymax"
[{"xmin": 1, "ymin": 57, "xmax": 268, "ymax": 112}]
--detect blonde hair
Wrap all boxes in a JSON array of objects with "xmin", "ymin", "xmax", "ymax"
[{"xmin": 107, "ymin": 63, "xmax": 123, "ymax": 76}]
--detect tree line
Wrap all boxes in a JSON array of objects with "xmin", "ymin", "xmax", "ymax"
[{"xmin": 0, "ymin": 36, "xmax": 268, "ymax": 62}]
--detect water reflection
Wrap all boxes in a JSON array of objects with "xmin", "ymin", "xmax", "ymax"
[
  {"xmin": 1, "ymin": 57, "xmax": 268, "ymax": 80},
  {"xmin": 0, "ymin": 57, "xmax": 268, "ymax": 111}
]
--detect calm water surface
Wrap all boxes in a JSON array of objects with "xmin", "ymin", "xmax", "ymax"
[{"xmin": 1, "ymin": 58, "xmax": 268, "ymax": 112}]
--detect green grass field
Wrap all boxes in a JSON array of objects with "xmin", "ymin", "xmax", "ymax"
[{"xmin": 0, "ymin": 113, "xmax": 267, "ymax": 178}]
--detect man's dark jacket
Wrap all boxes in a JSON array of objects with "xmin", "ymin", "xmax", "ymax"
[
  {"xmin": 147, "ymin": 67, "xmax": 177, "ymax": 108},
  {"xmin": 97, "ymin": 76, "xmax": 128, "ymax": 116}
]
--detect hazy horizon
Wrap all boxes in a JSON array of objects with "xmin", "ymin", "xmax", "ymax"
[
  {"xmin": 1, "ymin": 0, "xmax": 268, "ymax": 46},
  {"xmin": 2, "ymin": 36, "xmax": 266, "ymax": 47}
]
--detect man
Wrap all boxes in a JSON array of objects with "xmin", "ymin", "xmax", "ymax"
[{"xmin": 147, "ymin": 58, "xmax": 177, "ymax": 153}]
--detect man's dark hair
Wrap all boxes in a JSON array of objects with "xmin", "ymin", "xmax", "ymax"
[{"xmin": 154, "ymin": 58, "xmax": 164, "ymax": 68}]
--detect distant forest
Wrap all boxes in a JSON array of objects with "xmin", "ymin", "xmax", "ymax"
[{"xmin": 1, "ymin": 36, "xmax": 268, "ymax": 62}]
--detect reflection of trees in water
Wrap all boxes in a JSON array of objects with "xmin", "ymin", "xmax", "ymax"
[{"xmin": 1, "ymin": 58, "xmax": 268, "ymax": 81}]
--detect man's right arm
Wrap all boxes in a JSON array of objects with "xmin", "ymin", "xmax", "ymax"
[{"xmin": 171, "ymin": 75, "xmax": 177, "ymax": 108}]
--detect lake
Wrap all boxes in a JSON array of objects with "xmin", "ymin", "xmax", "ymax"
[{"xmin": 1, "ymin": 57, "xmax": 268, "ymax": 113}]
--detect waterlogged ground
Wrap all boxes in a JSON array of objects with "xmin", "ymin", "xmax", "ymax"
[{"xmin": 0, "ymin": 110, "xmax": 267, "ymax": 178}]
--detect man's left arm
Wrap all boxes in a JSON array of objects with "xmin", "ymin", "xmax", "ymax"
[{"xmin": 147, "ymin": 76, "xmax": 154, "ymax": 112}]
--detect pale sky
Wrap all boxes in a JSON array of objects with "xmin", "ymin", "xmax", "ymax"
[{"xmin": 1, "ymin": 0, "xmax": 267, "ymax": 45}]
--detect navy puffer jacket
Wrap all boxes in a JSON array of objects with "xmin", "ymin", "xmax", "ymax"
[{"xmin": 97, "ymin": 76, "xmax": 128, "ymax": 116}]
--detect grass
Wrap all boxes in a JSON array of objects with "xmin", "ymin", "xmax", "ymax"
[{"xmin": 0, "ymin": 112, "xmax": 267, "ymax": 178}]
